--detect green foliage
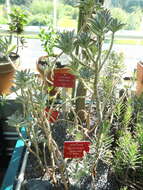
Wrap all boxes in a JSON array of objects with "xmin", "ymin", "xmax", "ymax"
[
  {"xmin": 57, "ymin": 7, "xmax": 123, "ymax": 54},
  {"xmin": 76, "ymin": 32, "xmax": 91, "ymax": 48},
  {"xmin": 28, "ymin": 14, "xmax": 52, "ymax": 26},
  {"xmin": 79, "ymin": 67, "xmax": 94, "ymax": 79},
  {"xmin": 122, "ymin": 100, "xmax": 132, "ymax": 128},
  {"xmin": 67, "ymin": 154, "xmax": 91, "ymax": 184},
  {"xmin": 0, "ymin": 4, "xmax": 8, "ymax": 23},
  {"xmin": 136, "ymin": 123, "xmax": 143, "ymax": 153},
  {"xmin": 111, "ymin": 0, "xmax": 143, "ymax": 12},
  {"xmin": 64, "ymin": 0, "xmax": 77, "ymax": 6},
  {"xmin": 66, "ymin": 121, "xmax": 113, "ymax": 184},
  {"xmin": 88, "ymin": 9, "xmax": 112, "ymax": 36},
  {"xmin": 8, "ymin": 3, "xmax": 143, "ymax": 189},
  {"xmin": 100, "ymin": 51, "xmax": 125, "ymax": 110},
  {"xmin": 111, "ymin": 7, "xmax": 142, "ymax": 30},
  {"xmin": 111, "ymin": 95, "xmax": 143, "ymax": 188},
  {"xmin": 0, "ymin": 94, "xmax": 8, "ymax": 106},
  {"xmin": 13, "ymin": 70, "xmax": 35, "ymax": 89},
  {"xmin": 38, "ymin": 25, "xmax": 58, "ymax": 56},
  {"xmin": 88, "ymin": 9, "xmax": 125, "ymax": 37},
  {"xmin": 104, "ymin": 51, "xmax": 125, "ymax": 77},
  {"xmin": 11, "ymin": 0, "xmax": 29, "ymax": 6},
  {"xmin": 8, "ymin": 7, "xmax": 28, "ymax": 34},
  {"xmin": 8, "ymin": 7, "xmax": 28, "ymax": 54},
  {"xmin": 114, "ymin": 131, "xmax": 141, "ymax": 173},
  {"xmin": 0, "ymin": 36, "xmax": 16, "ymax": 62},
  {"xmin": 0, "ymin": 16, "xmax": 8, "ymax": 24},
  {"xmin": 59, "ymin": 4, "xmax": 78, "ymax": 19},
  {"xmin": 56, "ymin": 30, "xmax": 76, "ymax": 55},
  {"xmin": 119, "ymin": 187, "xmax": 128, "ymax": 190},
  {"xmin": 30, "ymin": 0, "xmax": 53, "ymax": 15},
  {"xmin": 8, "ymin": 69, "xmax": 71, "ymax": 188},
  {"xmin": 78, "ymin": 0, "xmax": 102, "ymax": 14},
  {"xmin": 109, "ymin": 18, "xmax": 125, "ymax": 33},
  {"xmin": 95, "ymin": 122, "xmax": 113, "ymax": 163},
  {"xmin": 111, "ymin": 8, "xmax": 128, "ymax": 26},
  {"xmin": 127, "ymin": 8, "xmax": 142, "ymax": 30},
  {"xmin": 7, "ymin": 111, "xmax": 25, "ymax": 128},
  {"xmin": 0, "ymin": 0, "xmax": 4, "ymax": 4}
]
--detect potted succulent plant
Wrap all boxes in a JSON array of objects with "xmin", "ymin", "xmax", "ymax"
[
  {"xmin": 37, "ymin": 25, "xmax": 77, "ymax": 99},
  {"xmin": 0, "ymin": 35, "xmax": 18, "ymax": 95},
  {"xmin": 36, "ymin": 24, "xmax": 59, "ymax": 96},
  {"xmin": 1, "ymin": 2, "xmax": 128, "ymax": 189},
  {"xmin": 0, "ymin": 8, "xmax": 28, "ymax": 95},
  {"xmin": 8, "ymin": 7, "xmax": 28, "ymax": 56},
  {"xmin": 3, "ymin": 0, "xmax": 143, "ymax": 188}
]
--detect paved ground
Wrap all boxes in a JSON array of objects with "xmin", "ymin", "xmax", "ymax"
[
  {"xmin": 20, "ymin": 39, "xmax": 44, "ymax": 72},
  {"xmin": 20, "ymin": 39, "xmax": 143, "ymax": 77}
]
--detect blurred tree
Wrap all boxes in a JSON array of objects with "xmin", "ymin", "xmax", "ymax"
[
  {"xmin": 11, "ymin": 0, "xmax": 31, "ymax": 5},
  {"xmin": 111, "ymin": 0, "xmax": 143, "ymax": 12},
  {"xmin": 0, "ymin": 0, "xmax": 5, "ymax": 4},
  {"xmin": 111, "ymin": 0, "xmax": 130, "ymax": 9},
  {"xmin": 63, "ymin": 0, "xmax": 76, "ymax": 6},
  {"xmin": 64, "ymin": 0, "xmax": 104, "ymax": 6}
]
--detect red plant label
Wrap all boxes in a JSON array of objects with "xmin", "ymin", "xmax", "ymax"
[
  {"xmin": 53, "ymin": 69, "xmax": 75, "ymax": 88},
  {"xmin": 64, "ymin": 141, "xmax": 90, "ymax": 158},
  {"xmin": 45, "ymin": 108, "xmax": 59, "ymax": 123}
]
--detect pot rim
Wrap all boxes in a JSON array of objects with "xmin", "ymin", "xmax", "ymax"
[{"xmin": 0, "ymin": 58, "xmax": 20, "ymax": 74}]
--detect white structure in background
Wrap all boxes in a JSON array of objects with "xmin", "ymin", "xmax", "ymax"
[
  {"xmin": 6, "ymin": 0, "xmax": 11, "ymax": 21},
  {"xmin": 53, "ymin": 0, "xmax": 58, "ymax": 28},
  {"xmin": 104, "ymin": 0, "xmax": 112, "ymax": 8}
]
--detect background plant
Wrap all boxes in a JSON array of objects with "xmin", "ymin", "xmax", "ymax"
[
  {"xmin": 0, "ymin": 35, "xmax": 16, "ymax": 62},
  {"xmin": 109, "ymin": 94, "xmax": 143, "ymax": 189},
  {"xmin": 8, "ymin": 7, "xmax": 28, "ymax": 54},
  {"xmin": 38, "ymin": 23, "xmax": 58, "ymax": 57}
]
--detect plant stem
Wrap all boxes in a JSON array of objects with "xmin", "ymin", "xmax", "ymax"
[
  {"xmin": 94, "ymin": 37, "xmax": 102, "ymax": 126},
  {"xmin": 99, "ymin": 32, "xmax": 114, "ymax": 72}
]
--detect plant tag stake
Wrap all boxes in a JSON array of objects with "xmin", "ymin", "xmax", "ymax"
[
  {"xmin": 53, "ymin": 68, "xmax": 75, "ymax": 88},
  {"xmin": 64, "ymin": 141, "xmax": 90, "ymax": 158}
]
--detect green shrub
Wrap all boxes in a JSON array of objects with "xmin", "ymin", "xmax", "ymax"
[
  {"xmin": 126, "ymin": 8, "xmax": 142, "ymax": 30},
  {"xmin": 111, "ymin": 7, "xmax": 143, "ymax": 30},
  {"xmin": 28, "ymin": 14, "xmax": 52, "ymax": 26},
  {"xmin": 11, "ymin": 0, "xmax": 29, "ymax": 6},
  {"xmin": 0, "ymin": 16, "xmax": 7, "ymax": 24},
  {"xmin": 30, "ymin": 0, "xmax": 53, "ymax": 15},
  {"xmin": 57, "ymin": 3, "xmax": 78, "ymax": 20},
  {"xmin": 114, "ymin": 131, "xmax": 141, "ymax": 174},
  {"xmin": 63, "ymin": 4, "xmax": 78, "ymax": 19},
  {"xmin": 111, "ymin": 8, "xmax": 128, "ymax": 27},
  {"xmin": 0, "ymin": 0, "xmax": 4, "ymax": 4}
]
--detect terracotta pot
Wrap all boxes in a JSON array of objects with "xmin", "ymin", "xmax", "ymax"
[
  {"xmin": 0, "ymin": 55, "xmax": 20, "ymax": 95},
  {"xmin": 0, "ymin": 63, "xmax": 15, "ymax": 95},
  {"xmin": 36, "ymin": 56, "xmax": 53, "ymax": 84},
  {"xmin": 36, "ymin": 56, "xmax": 58, "ymax": 96},
  {"xmin": 136, "ymin": 62, "xmax": 143, "ymax": 96}
]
